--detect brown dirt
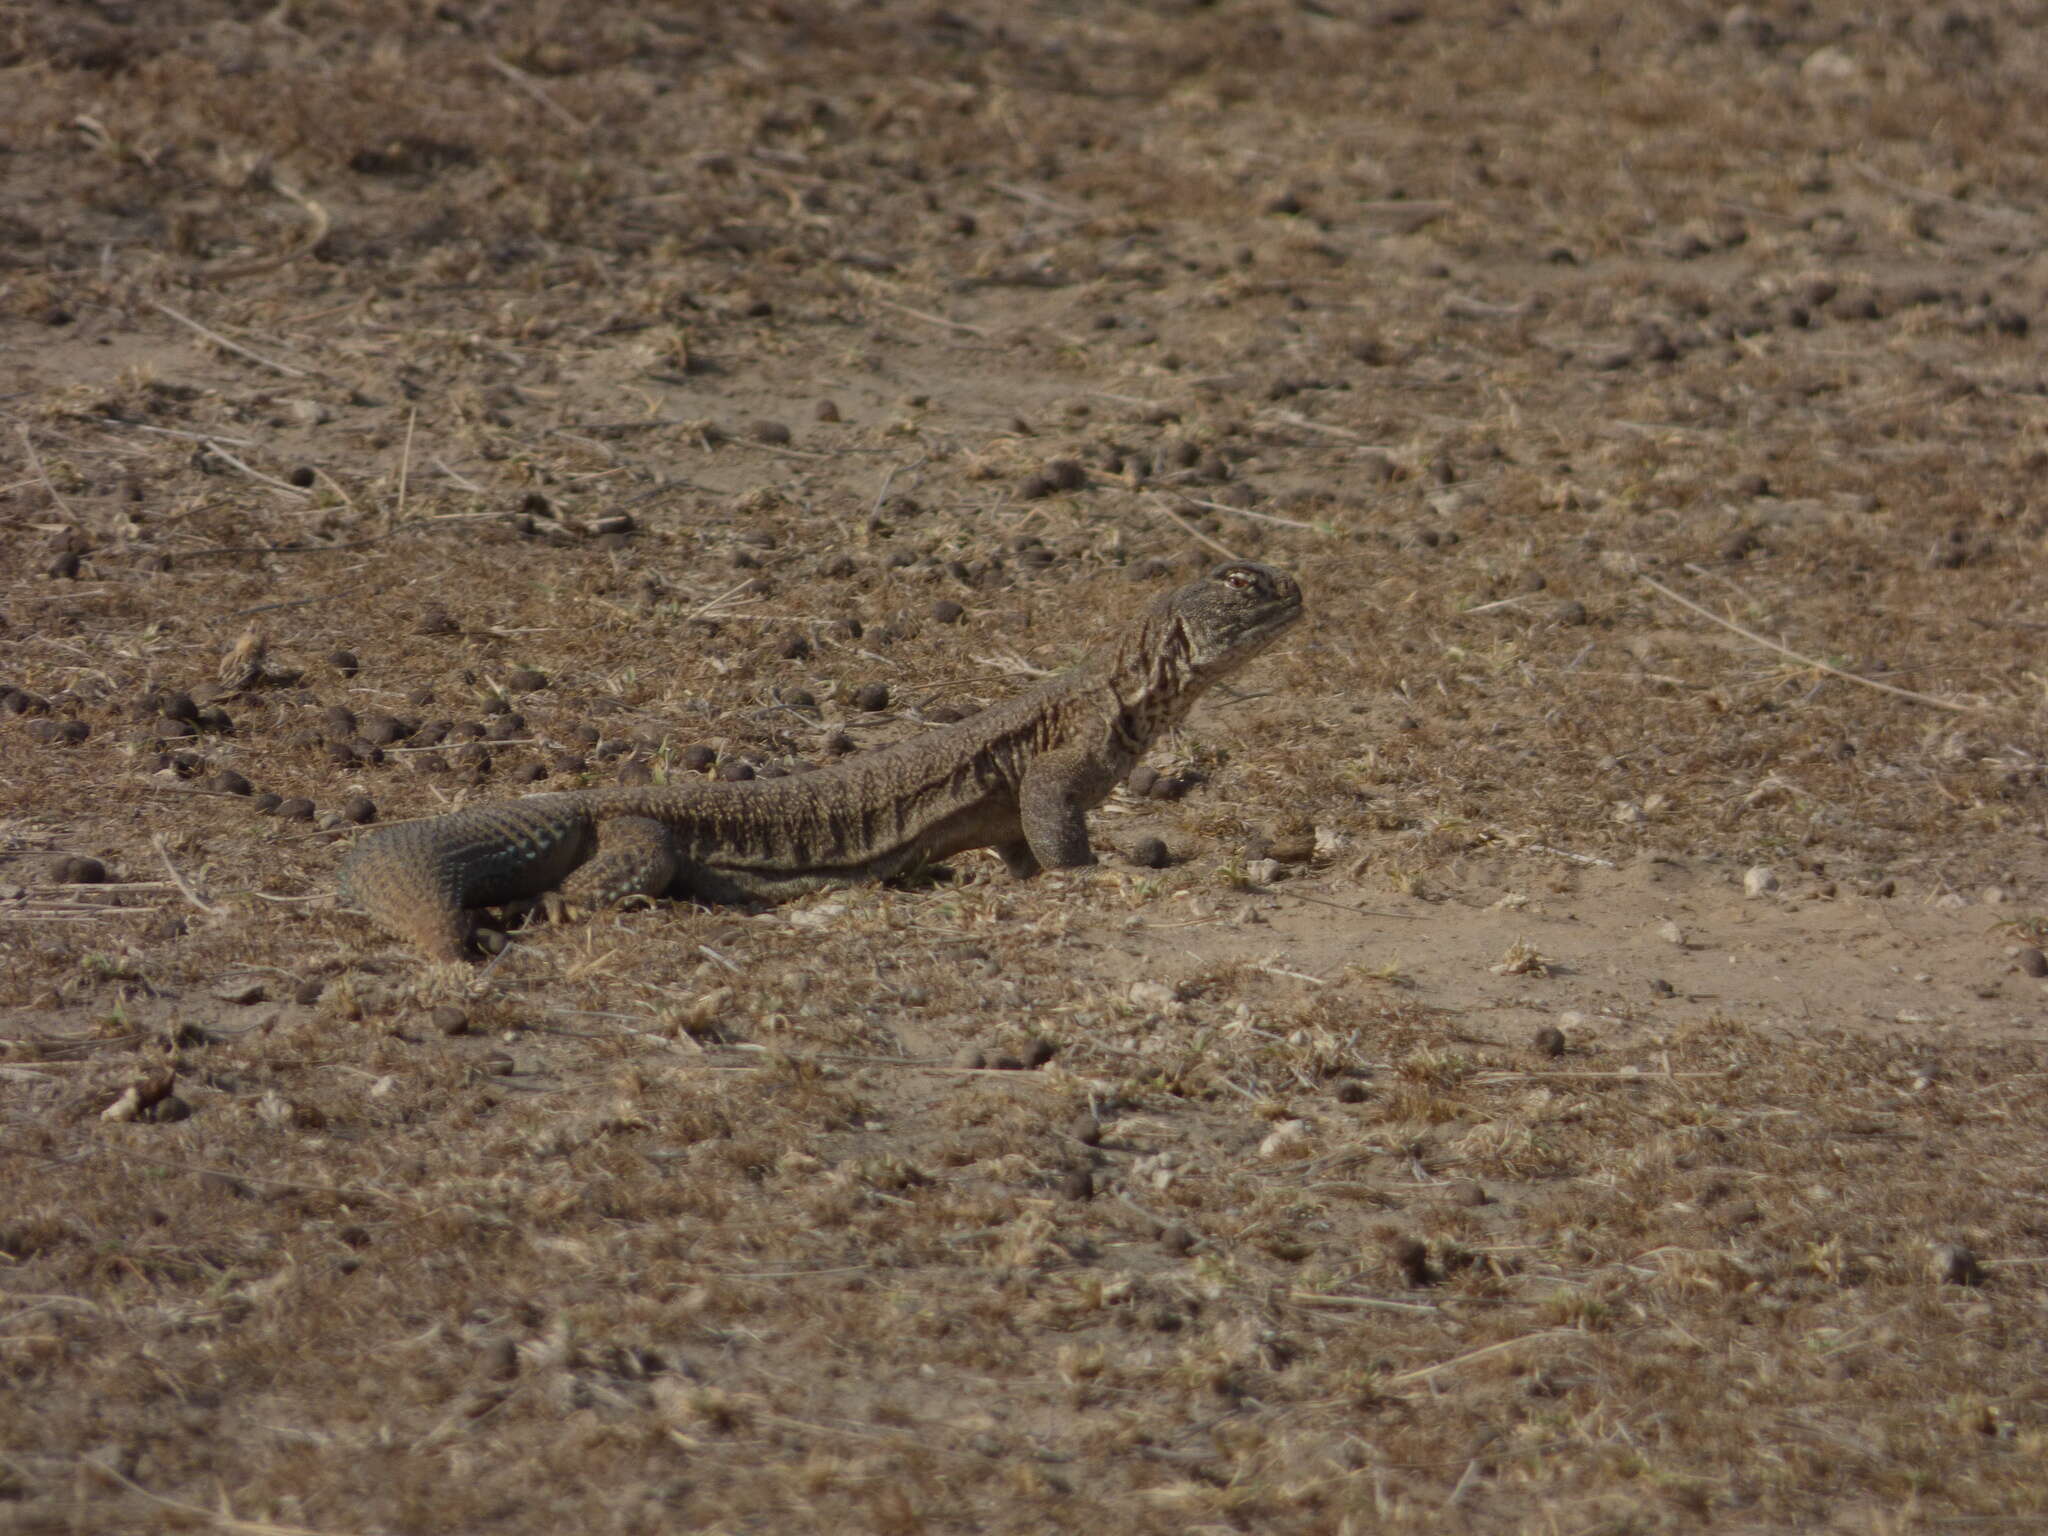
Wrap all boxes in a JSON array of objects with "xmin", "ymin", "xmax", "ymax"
[{"xmin": 6, "ymin": 2, "xmax": 2048, "ymax": 1530}]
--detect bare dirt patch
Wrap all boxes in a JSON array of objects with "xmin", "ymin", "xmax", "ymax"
[{"xmin": 6, "ymin": 2, "xmax": 2048, "ymax": 1530}]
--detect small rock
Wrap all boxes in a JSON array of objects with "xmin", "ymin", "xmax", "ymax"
[
  {"xmin": 1532, "ymin": 1025, "xmax": 1566, "ymax": 1057},
  {"xmin": 206, "ymin": 769, "xmax": 254, "ymax": 796},
  {"xmin": 989, "ymin": 1054, "xmax": 1025, "ymax": 1072},
  {"xmin": 145, "ymin": 1094, "xmax": 193, "ymax": 1124},
  {"xmin": 930, "ymin": 599, "xmax": 965, "ymax": 625},
  {"xmin": 214, "ymin": 980, "xmax": 266, "ymax": 1006},
  {"xmin": 1742, "ymin": 865, "xmax": 1779, "ymax": 898},
  {"xmin": 1159, "ymin": 1224, "xmax": 1195, "ymax": 1255},
  {"xmin": 1125, "ymin": 764, "xmax": 1160, "ymax": 798},
  {"xmin": 1440, "ymin": 1180, "xmax": 1490, "ymax": 1207},
  {"xmin": 952, "ymin": 1046, "xmax": 987, "ymax": 1070},
  {"xmin": 49, "ymin": 855, "xmax": 107, "ymax": 884},
  {"xmin": 432, "ymin": 1005, "xmax": 470, "ymax": 1036},
  {"xmin": 294, "ymin": 978, "xmax": 326, "ymax": 1006},
  {"xmin": 1022, "ymin": 1038, "xmax": 1057, "ymax": 1069},
  {"xmin": 2017, "ymin": 948, "xmax": 2047, "ymax": 979},
  {"xmin": 503, "ymin": 666, "xmax": 548, "ymax": 693},
  {"xmin": 1333, "ymin": 1079, "xmax": 1368, "ymax": 1104},
  {"xmin": 1071, "ymin": 1114, "xmax": 1103, "ymax": 1147},
  {"xmin": 749, "ymin": 419, "xmax": 792, "ymax": 445},
  {"xmin": 328, "ymin": 649, "xmax": 359, "ymax": 677},
  {"xmin": 1657, "ymin": 919, "xmax": 1686, "ymax": 946},
  {"xmin": 814, "ymin": 399, "xmax": 841, "ymax": 423},
  {"xmin": 853, "ymin": 683, "xmax": 890, "ymax": 713},
  {"xmin": 1059, "ymin": 1166, "xmax": 1095, "ymax": 1201},
  {"xmin": 340, "ymin": 795, "xmax": 377, "ymax": 825},
  {"xmin": 1244, "ymin": 857, "xmax": 1285, "ymax": 886},
  {"xmin": 275, "ymin": 797, "xmax": 316, "ymax": 822}
]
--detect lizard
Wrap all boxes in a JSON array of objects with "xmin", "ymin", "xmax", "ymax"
[{"xmin": 338, "ymin": 560, "xmax": 1303, "ymax": 960}]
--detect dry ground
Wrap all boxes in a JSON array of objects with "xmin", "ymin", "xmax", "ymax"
[{"xmin": 6, "ymin": 1, "xmax": 2048, "ymax": 1530}]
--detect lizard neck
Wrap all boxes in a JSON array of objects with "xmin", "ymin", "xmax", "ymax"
[{"xmin": 1097, "ymin": 607, "xmax": 1204, "ymax": 751}]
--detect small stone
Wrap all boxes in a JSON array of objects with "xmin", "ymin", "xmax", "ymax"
[
  {"xmin": 814, "ymin": 399, "xmax": 841, "ymax": 423},
  {"xmin": 1931, "ymin": 1243, "xmax": 1986, "ymax": 1287},
  {"xmin": 252, "ymin": 792, "xmax": 282, "ymax": 814},
  {"xmin": 749, "ymin": 419, "xmax": 792, "ymax": 445},
  {"xmin": 415, "ymin": 605, "xmax": 458, "ymax": 636},
  {"xmin": 1441, "ymin": 1180, "xmax": 1490, "ymax": 1207},
  {"xmin": 432, "ymin": 1005, "xmax": 470, "ymax": 1036},
  {"xmin": 1333, "ymin": 1079, "xmax": 1368, "ymax": 1104},
  {"xmin": 2017, "ymin": 948, "xmax": 2047, "ymax": 979},
  {"xmin": 1159, "ymin": 1225, "xmax": 1195, "ymax": 1255},
  {"xmin": 206, "ymin": 769, "xmax": 254, "ymax": 796},
  {"xmin": 989, "ymin": 1054, "xmax": 1025, "ymax": 1072},
  {"xmin": 1649, "ymin": 977, "xmax": 1676, "ymax": 998},
  {"xmin": 294, "ymin": 978, "xmax": 326, "ymax": 1006},
  {"xmin": 1128, "ymin": 836, "xmax": 1170, "ymax": 870},
  {"xmin": 1022, "ymin": 1038, "xmax": 1057, "ymax": 1069},
  {"xmin": 1244, "ymin": 857, "xmax": 1284, "ymax": 886},
  {"xmin": 1059, "ymin": 1166, "xmax": 1095, "ymax": 1201},
  {"xmin": 1532, "ymin": 1025, "xmax": 1566, "ymax": 1057},
  {"xmin": 854, "ymin": 683, "xmax": 890, "ymax": 713},
  {"xmin": 214, "ymin": 980, "xmax": 266, "ymax": 1005},
  {"xmin": 338, "ymin": 795, "xmax": 376, "ymax": 825},
  {"xmin": 1657, "ymin": 919, "xmax": 1686, "ymax": 946},
  {"xmin": 1743, "ymin": 865, "xmax": 1779, "ymax": 898},
  {"xmin": 713, "ymin": 760, "xmax": 753, "ymax": 782},
  {"xmin": 1071, "ymin": 1114, "xmax": 1103, "ymax": 1146},
  {"xmin": 930, "ymin": 599, "xmax": 965, "ymax": 625},
  {"xmin": 503, "ymin": 666, "xmax": 548, "ymax": 693},
  {"xmin": 952, "ymin": 1046, "xmax": 987, "ymax": 1070},
  {"xmin": 275, "ymin": 797, "xmax": 316, "ymax": 822},
  {"xmin": 1125, "ymin": 765, "xmax": 1160, "ymax": 798},
  {"xmin": 145, "ymin": 1094, "xmax": 193, "ymax": 1124}
]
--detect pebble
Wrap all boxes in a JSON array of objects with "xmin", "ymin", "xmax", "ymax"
[
  {"xmin": 432, "ymin": 1005, "xmax": 470, "ymax": 1036},
  {"xmin": 1071, "ymin": 1114, "xmax": 1103, "ymax": 1146},
  {"xmin": 49, "ymin": 855, "xmax": 107, "ymax": 885},
  {"xmin": 814, "ymin": 399, "xmax": 841, "ymax": 423},
  {"xmin": 2018, "ymin": 948, "xmax": 2047, "ymax": 979},
  {"xmin": 930, "ymin": 599, "xmax": 965, "ymax": 625},
  {"xmin": 1022, "ymin": 1038, "xmax": 1057, "ymax": 1069},
  {"xmin": 1742, "ymin": 865, "xmax": 1779, "ymax": 898},
  {"xmin": 854, "ymin": 683, "xmax": 890, "ymax": 712},
  {"xmin": 952, "ymin": 1046, "xmax": 987, "ymax": 1070},
  {"xmin": 214, "ymin": 980, "xmax": 266, "ymax": 1005},
  {"xmin": 1532, "ymin": 1024, "xmax": 1567, "ymax": 1057},
  {"xmin": 1059, "ymin": 1166, "xmax": 1095, "ymax": 1201},
  {"xmin": 294, "ymin": 978, "xmax": 326, "ymax": 1006},
  {"xmin": 339, "ymin": 795, "xmax": 377, "ymax": 825},
  {"xmin": 749, "ymin": 419, "xmax": 793, "ymax": 445},
  {"xmin": 275, "ymin": 797, "xmax": 317, "ymax": 822}
]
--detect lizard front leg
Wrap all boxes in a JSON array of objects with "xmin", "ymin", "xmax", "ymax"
[{"xmin": 1017, "ymin": 745, "xmax": 1124, "ymax": 871}]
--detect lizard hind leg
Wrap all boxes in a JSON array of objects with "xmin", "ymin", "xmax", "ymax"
[{"xmin": 553, "ymin": 815, "xmax": 683, "ymax": 918}]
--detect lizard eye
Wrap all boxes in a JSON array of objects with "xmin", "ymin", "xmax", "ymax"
[{"xmin": 1222, "ymin": 566, "xmax": 1255, "ymax": 591}]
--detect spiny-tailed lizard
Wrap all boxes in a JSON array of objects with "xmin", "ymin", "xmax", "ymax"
[{"xmin": 340, "ymin": 561, "xmax": 1302, "ymax": 959}]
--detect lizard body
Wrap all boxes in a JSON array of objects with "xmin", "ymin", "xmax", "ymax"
[{"xmin": 339, "ymin": 561, "xmax": 1302, "ymax": 959}]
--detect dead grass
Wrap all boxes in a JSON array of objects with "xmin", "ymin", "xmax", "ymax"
[{"xmin": 6, "ymin": 0, "xmax": 2048, "ymax": 1529}]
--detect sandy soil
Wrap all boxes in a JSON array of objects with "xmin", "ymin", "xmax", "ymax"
[{"xmin": 5, "ymin": 2, "xmax": 2048, "ymax": 1530}]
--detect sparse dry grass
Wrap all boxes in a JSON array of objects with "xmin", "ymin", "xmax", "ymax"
[{"xmin": 6, "ymin": 1, "xmax": 2048, "ymax": 1530}]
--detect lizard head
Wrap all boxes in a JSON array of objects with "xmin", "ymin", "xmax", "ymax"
[{"xmin": 1169, "ymin": 561, "xmax": 1304, "ymax": 674}]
